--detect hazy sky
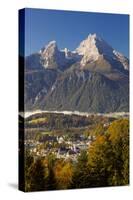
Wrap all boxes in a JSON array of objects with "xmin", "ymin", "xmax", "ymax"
[{"xmin": 24, "ymin": 8, "xmax": 129, "ymax": 58}]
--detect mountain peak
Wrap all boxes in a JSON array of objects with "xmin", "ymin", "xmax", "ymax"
[
  {"xmin": 75, "ymin": 33, "xmax": 129, "ymax": 71},
  {"xmin": 76, "ymin": 33, "xmax": 104, "ymax": 65},
  {"xmin": 46, "ymin": 40, "xmax": 57, "ymax": 48},
  {"xmin": 76, "ymin": 34, "xmax": 111, "ymax": 66},
  {"xmin": 27, "ymin": 34, "xmax": 129, "ymax": 72},
  {"xmin": 87, "ymin": 33, "xmax": 97, "ymax": 39},
  {"xmin": 40, "ymin": 40, "xmax": 58, "ymax": 54},
  {"xmin": 76, "ymin": 33, "xmax": 113, "ymax": 55},
  {"xmin": 39, "ymin": 40, "xmax": 60, "ymax": 69},
  {"xmin": 85, "ymin": 34, "xmax": 104, "ymax": 45},
  {"xmin": 40, "ymin": 41, "xmax": 81, "ymax": 69}
]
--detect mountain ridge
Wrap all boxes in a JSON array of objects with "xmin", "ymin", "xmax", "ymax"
[{"xmin": 24, "ymin": 33, "xmax": 129, "ymax": 113}]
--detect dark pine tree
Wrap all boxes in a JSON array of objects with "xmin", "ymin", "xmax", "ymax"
[{"xmin": 71, "ymin": 150, "xmax": 90, "ymax": 189}]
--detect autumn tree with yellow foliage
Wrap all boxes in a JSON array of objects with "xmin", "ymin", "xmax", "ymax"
[{"xmin": 54, "ymin": 160, "xmax": 73, "ymax": 189}]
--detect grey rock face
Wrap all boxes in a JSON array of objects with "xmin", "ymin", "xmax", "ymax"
[{"xmin": 24, "ymin": 34, "xmax": 129, "ymax": 113}]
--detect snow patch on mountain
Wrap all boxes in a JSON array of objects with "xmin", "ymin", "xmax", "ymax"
[{"xmin": 113, "ymin": 50, "xmax": 129, "ymax": 70}]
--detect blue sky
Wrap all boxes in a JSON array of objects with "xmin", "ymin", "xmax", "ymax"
[{"xmin": 24, "ymin": 8, "xmax": 129, "ymax": 58}]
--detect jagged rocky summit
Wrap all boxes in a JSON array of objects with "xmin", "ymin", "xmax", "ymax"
[{"xmin": 24, "ymin": 33, "xmax": 129, "ymax": 113}]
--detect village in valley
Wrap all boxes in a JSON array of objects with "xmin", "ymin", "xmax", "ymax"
[
  {"xmin": 25, "ymin": 133, "xmax": 95, "ymax": 162},
  {"xmin": 23, "ymin": 111, "xmax": 129, "ymax": 162}
]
